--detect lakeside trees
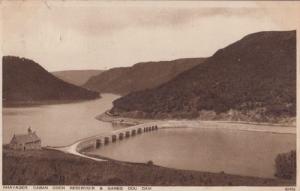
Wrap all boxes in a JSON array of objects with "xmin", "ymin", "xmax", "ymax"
[{"xmin": 275, "ymin": 150, "xmax": 296, "ymax": 180}]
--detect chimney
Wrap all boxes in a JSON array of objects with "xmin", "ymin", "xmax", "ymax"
[{"xmin": 28, "ymin": 127, "xmax": 32, "ymax": 134}]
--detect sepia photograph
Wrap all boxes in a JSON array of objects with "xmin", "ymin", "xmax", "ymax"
[{"xmin": 1, "ymin": 0, "xmax": 299, "ymax": 190}]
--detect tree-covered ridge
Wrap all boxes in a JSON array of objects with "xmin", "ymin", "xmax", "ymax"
[
  {"xmin": 3, "ymin": 56, "xmax": 100, "ymax": 102},
  {"xmin": 111, "ymin": 31, "xmax": 296, "ymax": 121}
]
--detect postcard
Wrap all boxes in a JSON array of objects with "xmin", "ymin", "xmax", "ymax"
[{"xmin": 1, "ymin": 1, "xmax": 299, "ymax": 191}]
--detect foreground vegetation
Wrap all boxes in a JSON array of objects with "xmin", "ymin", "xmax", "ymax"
[
  {"xmin": 2, "ymin": 148, "xmax": 295, "ymax": 186},
  {"xmin": 275, "ymin": 150, "xmax": 296, "ymax": 179}
]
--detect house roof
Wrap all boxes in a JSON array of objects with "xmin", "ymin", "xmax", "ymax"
[{"xmin": 11, "ymin": 132, "xmax": 41, "ymax": 144}]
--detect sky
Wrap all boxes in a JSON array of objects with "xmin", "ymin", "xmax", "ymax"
[{"xmin": 1, "ymin": 1, "xmax": 300, "ymax": 71}]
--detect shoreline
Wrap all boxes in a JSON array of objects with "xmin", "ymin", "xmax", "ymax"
[
  {"xmin": 45, "ymin": 111, "xmax": 296, "ymax": 163},
  {"xmin": 35, "ymin": 110, "xmax": 296, "ymax": 183},
  {"xmin": 3, "ymin": 97, "xmax": 102, "ymax": 108},
  {"xmin": 97, "ymin": 111, "xmax": 296, "ymax": 135}
]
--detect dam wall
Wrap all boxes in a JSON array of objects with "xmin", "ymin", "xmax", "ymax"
[{"xmin": 76, "ymin": 124, "xmax": 159, "ymax": 153}]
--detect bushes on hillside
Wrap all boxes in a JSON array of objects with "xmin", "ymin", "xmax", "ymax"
[{"xmin": 275, "ymin": 150, "xmax": 296, "ymax": 179}]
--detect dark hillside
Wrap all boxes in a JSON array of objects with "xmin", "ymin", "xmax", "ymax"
[
  {"xmin": 3, "ymin": 56, "xmax": 99, "ymax": 102},
  {"xmin": 111, "ymin": 31, "xmax": 296, "ymax": 122}
]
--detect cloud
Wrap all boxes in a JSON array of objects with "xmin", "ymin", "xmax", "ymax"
[
  {"xmin": 2, "ymin": 1, "xmax": 264, "ymax": 38},
  {"xmin": 1, "ymin": 1, "xmax": 299, "ymax": 71},
  {"xmin": 48, "ymin": 6, "xmax": 264, "ymax": 36}
]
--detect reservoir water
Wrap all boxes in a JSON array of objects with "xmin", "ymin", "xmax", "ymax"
[
  {"xmin": 88, "ymin": 127, "xmax": 296, "ymax": 178},
  {"xmin": 2, "ymin": 94, "xmax": 296, "ymax": 178},
  {"xmin": 2, "ymin": 94, "xmax": 120, "ymax": 146}
]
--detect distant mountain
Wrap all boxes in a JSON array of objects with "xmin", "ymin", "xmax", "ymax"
[
  {"xmin": 111, "ymin": 31, "xmax": 296, "ymax": 122},
  {"xmin": 83, "ymin": 58, "xmax": 206, "ymax": 95},
  {"xmin": 3, "ymin": 56, "xmax": 100, "ymax": 102},
  {"xmin": 52, "ymin": 70, "xmax": 103, "ymax": 86}
]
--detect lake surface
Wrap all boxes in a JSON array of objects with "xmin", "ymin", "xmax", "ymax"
[
  {"xmin": 2, "ymin": 94, "xmax": 120, "ymax": 146},
  {"xmin": 88, "ymin": 127, "xmax": 296, "ymax": 178},
  {"xmin": 3, "ymin": 94, "xmax": 296, "ymax": 178}
]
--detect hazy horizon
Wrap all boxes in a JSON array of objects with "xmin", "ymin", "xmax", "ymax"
[{"xmin": 2, "ymin": 1, "xmax": 299, "ymax": 71}]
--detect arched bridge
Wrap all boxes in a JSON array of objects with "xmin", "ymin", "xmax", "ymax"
[
  {"xmin": 76, "ymin": 124, "xmax": 159, "ymax": 153},
  {"xmin": 47, "ymin": 122, "xmax": 163, "ymax": 161}
]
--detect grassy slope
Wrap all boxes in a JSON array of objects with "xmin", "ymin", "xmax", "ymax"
[{"xmin": 2, "ymin": 148, "xmax": 295, "ymax": 186}]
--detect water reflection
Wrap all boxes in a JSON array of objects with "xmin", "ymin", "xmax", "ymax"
[
  {"xmin": 88, "ymin": 127, "xmax": 296, "ymax": 178},
  {"xmin": 2, "ymin": 94, "xmax": 120, "ymax": 146}
]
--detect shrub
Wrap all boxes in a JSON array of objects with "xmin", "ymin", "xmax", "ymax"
[
  {"xmin": 147, "ymin": 160, "xmax": 154, "ymax": 166},
  {"xmin": 274, "ymin": 150, "xmax": 296, "ymax": 179}
]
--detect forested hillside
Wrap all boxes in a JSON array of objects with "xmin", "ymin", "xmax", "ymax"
[
  {"xmin": 111, "ymin": 31, "xmax": 296, "ymax": 122},
  {"xmin": 3, "ymin": 56, "xmax": 100, "ymax": 102}
]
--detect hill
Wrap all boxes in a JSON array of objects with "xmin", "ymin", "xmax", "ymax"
[
  {"xmin": 52, "ymin": 70, "xmax": 103, "ymax": 86},
  {"xmin": 83, "ymin": 58, "xmax": 205, "ymax": 95},
  {"xmin": 3, "ymin": 56, "xmax": 100, "ymax": 103},
  {"xmin": 111, "ymin": 31, "xmax": 296, "ymax": 123}
]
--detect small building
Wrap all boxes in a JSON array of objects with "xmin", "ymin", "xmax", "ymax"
[{"xmin": 9, "ymin": 127, "xmax": 41, "ymax": 150}]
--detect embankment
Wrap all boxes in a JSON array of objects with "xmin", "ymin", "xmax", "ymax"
[{"xmin": 97, "ymin": 112, "xmax": 296, "ymax": 135}]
